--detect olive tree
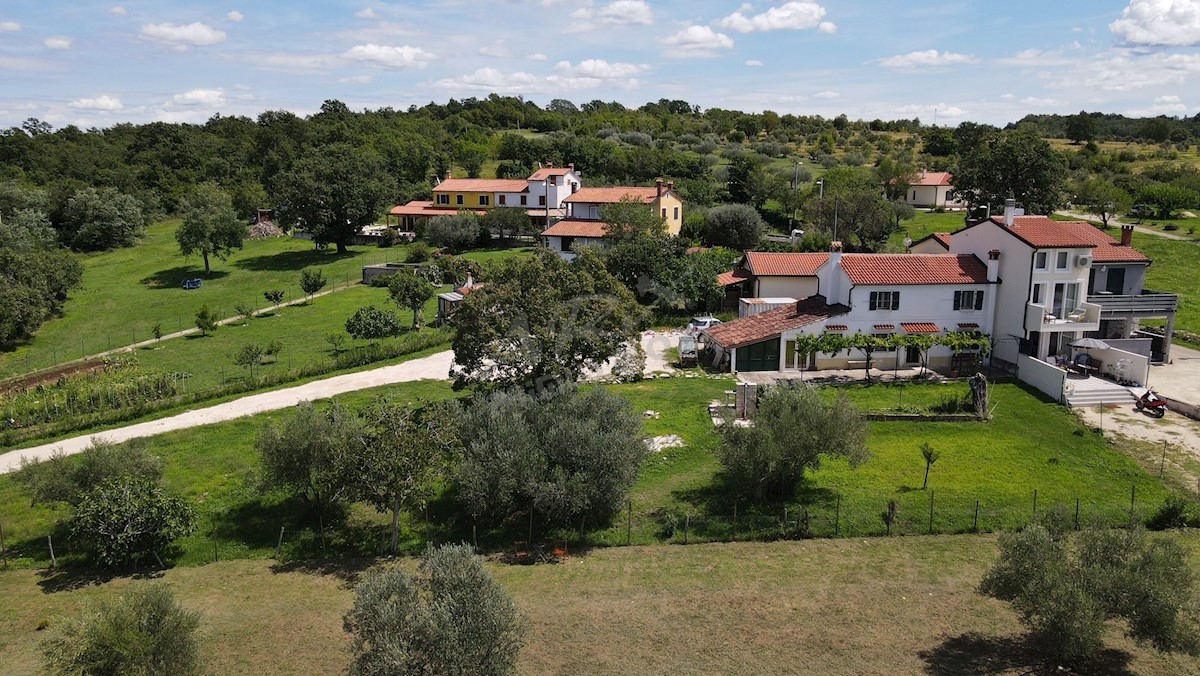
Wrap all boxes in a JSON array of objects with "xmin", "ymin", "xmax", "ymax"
[
  {"xmin": 176, "ymin": 184, "xmax": 245, "ymax": 275},
  {"xmin": 72, "ymin": 478, "xmax": 196, "ymax": 568},
  {"xmin": 345, "ymin": 306, "xmax": 400, "ymax": 341},
  {"xmin": 344, "ymin": 543, "xmax": 525, "ymax": 676},
  {"xmin": 388, "ymin": 272, "xmax": 434, "ymax": 330},
  {"xmin": 717, "ymin": 384, "xmax": 868, "ymax": 502},
  {"xmin": 15, "ymin": 438, "xmax": 162, "ymax": 507}
]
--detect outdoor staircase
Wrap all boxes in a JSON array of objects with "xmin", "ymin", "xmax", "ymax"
[{"xmin": 1064, "ymin": 376, "xmax": 1138, "ymax": 407}]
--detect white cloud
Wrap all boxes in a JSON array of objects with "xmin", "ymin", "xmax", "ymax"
[
  {"xmin": 528, "ymin": 53, "xmax": 548, "ymax": 61},
  {"xmin": 1128, "ymin": 94, "xmax": 1190, "ymax": 116},
  {"xmin": 745, "ymin": 59, "xmax": 763, "ymax": 67},
  {"xmin": 44, "ymin": 36, "xmax": 72, "ymax": 50},
  {"xmin": 479, "ymin": 42, "xmax": 511, "ymax": 58},
  {"xmin": 570, "ymin": 0, "xmax": 653, "ymax": 28},
  {"xmin": 109, "ymin": 6, "xmax": 126, "ymax": 15},
  {"xmin": 818, "ymin": 21, "xmax": 836, "ymax": 33},
  {"xmin": 1000, "ymin": 93, "xmax": 1016, "ymax": 99},
  {"xmin": 878, "ymin": 49, "xmax": 978, "ymax": 68},
  {"xmin": 342, "ymin": 43, "xmax": 435, "ymax": 69},
  {"xmin": 433, "ymin": 67, "xmax": 540, "ymax": 92},
  {"xmin": 1158, "ymin": 94, "xmax": 1182, "ymax": 102},
  {"xmin": 227, "ymin": 11, "xmax": 244, "ymax": 22},
  {"xmin": 1111, "ymin": 0, "xmax": 1200, "ymax": 46},
  {"xmin": 355, "ymin": 7, "xmax": 376, "ymax": 18},
  {"xmin": 1020, "ymin": 96, "xmax": 1060, "ymax": 106},
  {"xmin": 1049, "ymin": 50, "xmax": 1200, "ymax": 91},
  {"xmin": 554, "ymin": 59, "xmax": 648, "ymax": 79},
  {"xmin": 0, "ymin": 21, "xmax": 20, "ymax": 32},
  {"xmin": 69, "ymin": 95, "xmax": 123, "ymax": 111},
  {"xmin": 718, "ymin": 1, "xmax": 830, "ymax": 33},
  {"xmin": 895, "ymin": 103, "xmax": 968, "ymax": 118},
  {"xmin": 662, "ymin": 25, "xmax": 734, "ymax": 57},
  {"xmin": 170, "ymin": 88, "xmax": 226, "ymax": 106},
  {"xmin": 813, "ymin": 90, "xmax": 840, "ymax": 99},
  {"xmin": 256, "ymin": 52, "xmax": 335, "ymax": 70},
  {"xmin": 140, "ymin": 22, "xmax": 227, "ymax": 46},
  {"xmin": 339, "ymin": 74, "xmax": 373, "ymax": 84}
]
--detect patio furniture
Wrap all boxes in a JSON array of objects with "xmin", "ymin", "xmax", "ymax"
[
  {"xmin": 1068, "ymin": 353, "xmax": 1100, "ymax": 376},
  {"xmin": 182, "ymin": 278, "xmax": 202, "ymax": 290},
  {"xmin": 1066, "ymin": 308, "xmax": 1087, "ymax": 322}
]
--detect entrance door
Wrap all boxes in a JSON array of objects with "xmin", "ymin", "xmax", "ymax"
[
  {"xmin": 736, "ymin": 338, "xmax": 781, "ymax": 372},
  {"xmin": 905, "ymin": 345, "xmax": 921, "ymax": 364},
  {"xmin": 1105, "ymin": 267, "xmax": 1126, "ymax": 295}
]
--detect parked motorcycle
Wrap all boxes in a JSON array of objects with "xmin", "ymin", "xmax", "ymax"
[{"xmin": 1134, "ymin": 389, "xmax": 1168, "ymax": 418}]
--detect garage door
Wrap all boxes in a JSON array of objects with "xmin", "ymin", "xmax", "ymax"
[{"xmin": 736, "ymin": 338, "xmax": 780, "ymax": 372}]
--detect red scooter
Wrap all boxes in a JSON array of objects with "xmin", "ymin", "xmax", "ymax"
[{"xmin": 1135, "ymin": 389, "xmax": 1168, "ymax": 418}]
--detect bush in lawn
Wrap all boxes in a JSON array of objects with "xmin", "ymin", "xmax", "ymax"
[
  {"xmin": 345, "ymin": 306, "xmax": 401, "ymax": 341},
  {"xmin": 344, "ymin": 543, "xmax": 525, "ymax": 676},
  {"xmin": 1147, "ymin": 494, "xmax": 1200, "ymax": 530},
  {"xmin": 457, "ymin": 384, "xmax": 645, "ymax": 531},
  {"xmin": 426, "ymin": 213, "xmax": 482, "ymax": 253},
  {"xmin": 717, "ymin": 384, "xmax": 869, "ymax": 502},
  {"xmin": 263, "ymin": 289, "xmax": 285, "ymax": 305},
  {"xmin": 979, "ymin": 525, "xmax": 1200, "ymax": 666},
  {"xmin": 194, "ymin": 305, "xmax": 217, "ymax": 336},
  {"xmin": 42, "ymin": 584, "xmax": 200, "ymax": 676},
  {"xmin": 406, "ymin": 241, "xmax": 432, "ymax": 263},
  {"xmin": 16, "ymin": 438, "xmax": 162, "ymax": 507},
  {"xmin": 234, "ymin": 301, "xmax": 253, "ymax": 324},
  {"xmin": 72, "ymin": 478, "xmax": 196, "ymax": 568},
  {"xmin": 300, "ymin": 267, "xmax": 327, "ymax": 300},
  {"xmin": 264, "ymin": 339, "xmax": 283, "ymax": 361}
]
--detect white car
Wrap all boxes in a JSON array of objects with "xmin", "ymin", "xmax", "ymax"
[{"xmin": 687, "ymin": 316, "xmax": 722, "ymax": 334}]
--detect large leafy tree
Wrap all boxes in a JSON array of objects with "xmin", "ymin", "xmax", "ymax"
[
  {"xmin": 717, "ymin": 384, "xmax": 869, "ymax": 502},
  {"xmin": 450, "ymin": 249, "xmax": 646, "ymax": 389},
  {"xmin": 59, "ymin": 186, "xmax": 147, "ymax": 251},
  {"xmin": 953, "ymin": 128, "xmax": 1067, "ymax": 215},
  {"xmin": 176, "ymin": 183, "xmax": 245, "ymax": 275},
  {"xmin": 599, "ymin": 197, "xmax": 667, "ymax": 241},
  {"xmin": 344, "ymin": 543, "xmax": 525, "ymax": 676},
  {"xmin": 273, "ymin": 143, "xmax": 396, "ymax": 253},
  {"xmin": 457, "ymin": 384, "xmax": 645, "ymax": 531},
  {"xmin": 702, "ymin": 203, "xmax": 765, "ymax": 250},
  {"xmin": 387, "ymin": 271, "xmax": 435, "ymax": 330},
  {"xmin": 1075, "ymin": 178, "xmax": 1132, "ymax": 227},
  {"xmin": 72, "ymin": 478, "xmax": 195, "ymax": 568}
]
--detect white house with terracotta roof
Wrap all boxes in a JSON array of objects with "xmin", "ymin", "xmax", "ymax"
[
  {"xmin": 909, "ymin": 232, "xmax": 952, "ymax": 254},
  {"xmin": 903, "ymin": 171, "xmax": 962, "ymax": 209},
  {"xmin": 542, "ymin": 179, "xmax": 683, "ymax": 260},
  {"xmin": 388, "ymin": 164, "xmax": 582, "ymax": 233}
]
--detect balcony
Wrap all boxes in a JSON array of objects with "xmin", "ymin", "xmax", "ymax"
[
  {"xmin": 1088, "ymin": 290, "xmax": 1179, "ymax": 318},
  {"xmin": 1025, "ymin": 301, "xmax": 1101, "ymax": 333}
]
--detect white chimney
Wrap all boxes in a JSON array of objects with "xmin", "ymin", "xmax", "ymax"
[
  {"xmin": 824, "ymin": 241, "xmax": 844, "ymax": 304},
  {"xmin": 463, "ymin": 272, "xmax": 474, "ymax": 289},
  {"xmin": 986, "ymin": 249, "xmax": 1000, "ymax": 283},
  {"xmin": 1002, "ymin": 198, "xmax": 1017, "ymax": 227}
]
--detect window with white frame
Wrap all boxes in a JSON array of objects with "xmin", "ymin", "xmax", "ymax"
[
  {"xmin": 868, "ymin": 291, "xmax": 899, "ymax": 311},
  {"xmin": 1034, "ymin": 251, "xmax": 1048, "ymax": 270},
  {"xmin": 953, "ymin": 289, "xmax": 984, "ymax": 311},
  {"xmin": 1055, "ymin": 251, "xmax": 1069, "ymax": 270},
  {"xmin": 436, "ymin": 194, "xmax": 449, "ymax": 205},
  {"xmin": 1032, "ymin": 283, "xmax": 1045, "ymax": 305}
]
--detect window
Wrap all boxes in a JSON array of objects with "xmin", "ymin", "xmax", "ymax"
[
  {"xmin": 953, "ymin": 290, "xmax": 985, "ymax": 311},
  {"xmin": 520, "ymin": 195, "xmax": 527, "ymax": 206},
  {"xmin": 1055, "ymin": 251, "xmax": 1069, "ymax": 270},
  {"xmin": 539, "ymin": 196, "xmax": 546, "ymax": 206},
  {"xmin": 1032, "ymin": 283, "xmax": 1045, "ymax": 305},
  {"xmin": 1034, "ymin": 252, "xmax": 1048, "ymax": 270},
  {"xmin": 479, "ymin": 195, "xmax": 489, "ymax": 206},
  {"xmin": 498, "ymin": 195, "xmax": 506, "ymax": 206},
  {"xmin": 912, "ymin": 190, "xmax": 917, "ymax": 201},
  {"xmin": 662, "ymin": 208, "xmax": 667, "ymax": 218},
  {"xmin": 456, "ymin": 195, "xmax": 464, "ymax": 206},
  {"xmin": 674, "ymin": 206, "xmax": 680, "ymax": 220},
  {"xmin": 560, "ymin": 236, "xmax": 574, "ymax": 252},
  {"xmin": 868, "ymin": 291, "xmax": 899, "ymax": 311},
  {"xmin": 436, "ymin": 194, "xmax": 449, "ymax": 205},
  {"xmin": 572, "ymin": 183, "xmax": 579, "ymax": 193}
]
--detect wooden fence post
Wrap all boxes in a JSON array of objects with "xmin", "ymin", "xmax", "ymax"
[
  {"xmin": 835, "ymin": 494, "xmax": 841, "ymax": 536},
  {"xmin": 0, "ymin": 521, "xmax": 7, "ymax": 568},
  {"xmin": 928, "ymin": 490, "xmax": 935, "ymax": 534},
  {"xmin": 973, "ymin": 500, "xmax": 979, "ymax": 532},
  {"xmin": 275, "ymin": 526, "xmax": 285, "ymax": 560},
  {"xmin": 48, "ymin": 534, "xmax": 57, "ymax": 569}
]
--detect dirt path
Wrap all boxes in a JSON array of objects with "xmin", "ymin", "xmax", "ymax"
[
  {"xmin": 1056, "ymin": 210, "xmax": 1193, "ymax": 241},
  {"xmin": 1077, "ymin": 404, "xmax": 1200, "ymax": 490},
  {"xmin": 0, "ymin": 349, "xmax": 455, "ymax": 473}
]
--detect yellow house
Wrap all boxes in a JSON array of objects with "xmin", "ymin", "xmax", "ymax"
[
  {"xmin": 544, "ymin": 179, "xmax": 685, "ymax": 259},
  {"xmin": 432, "ymin": 177, "xmax": 529, "ymax": 209}
]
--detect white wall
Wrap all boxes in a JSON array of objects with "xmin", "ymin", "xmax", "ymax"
[
  {"xmin": 756, "ymin": 276, "xmax": 818, "ymax": 299},
  {"xmin": 496, "ymin": 191, "xmax": 530, "ymax": 208},
  {"xmin": 1017, "ymin": 354, "xmax": 1066, "ymax": 403},
  {"xmin": 569, "ymin": 203, "xmax": 604, "ymax": 220},
  {"xmin": 951, "ymin": 221, "xmax": 1032, "ymax": 365}
]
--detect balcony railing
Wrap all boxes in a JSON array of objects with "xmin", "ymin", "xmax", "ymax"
[
  {"xmin": 1025, "ymin": 301, "xmax": 1101, "ymax": 333},
  {"xmin": 1088, "ymin": 290, "xmax": 1179, "ymax": 316}
]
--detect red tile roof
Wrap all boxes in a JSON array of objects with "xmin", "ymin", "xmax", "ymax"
[
  {"xmin": 564, "ymin": 186, "xmax": 662, "ymax": 204},
  {"xmin": 984, "ymin": 216, "xmax": 1150, "ymax": 262},
  {"xmin": 716, "ymin": 269, "xmax": 753, "ymax": 287},
  {"xmin": 541, "ymin": 219, "xmax": 610, "ymax": 238},
  {"xmin": 873, "ymin": 324, "xmax": 896, "ymax": 331},
  {"xmin": 911, "ymin": 171, "xmax": 952, "ymax": 187},
  {"xmin": 744, "ymin": 251, "xmax": 829, "ymax": 276},
  {"xmin": 840, "ymin": 254, "xmax": 990, "ymax": 285},
  {"xmin": 389, "ymin": 201, "xmax": 486, "ymax": 217},
  {"xmin": 703, "ymin": 296, "xmax": 848, "ymax": 349},
  {"xmin": 912, "ymin": 232, "xmax": 952, "ymax": 250},
  {"xmin": 901, "ymin": 322, "xmax": 941, "ymax": 333},
  {"xmin": 434, "ymin": 178, "xmax": 529, "ymax": 193},
  {"xmin": 529, "ymin": 165, "xmax": 576, "ymax": 180},
  {"xmin": 826, "ymin": 324, "xmax": 848, "ymax": 331},
  {"xmin": 957, "ymin": 322, "xmax": 980, "ymax": 329}
]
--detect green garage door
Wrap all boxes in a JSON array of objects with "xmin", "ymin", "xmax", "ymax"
[{"xmin": 736, "ymin": 338, "xmax": 780, "ymax": 372}]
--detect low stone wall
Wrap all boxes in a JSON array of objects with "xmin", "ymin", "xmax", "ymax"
[
  {"xmin": 862, "ymin": 412, "xmax": 982, "ymax": 422},
  {"xmin": 1165, "ymin": 396, "xmax": 1200, "ymax": 421}
]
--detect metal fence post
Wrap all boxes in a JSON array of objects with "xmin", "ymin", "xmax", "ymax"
[
  {"xmin": 684, "ymin": 514, "xmax": 689, "ymax": 545},
  {"xmin": 1032, "ymin": 489, "xmax": 1038, "ymax": 522},
  {"xmin": 834, "ymin": 494, "xmax": 841, "ymax": 536},
  {"xmin": 1074, "ymin": 498, "xmax": 1080, "ymax": 531},
  {"xmin": 626, "ymin": 500, "xmax": 632, "ymax": 546},
  {"xmin": 1130, "ymin": 484, "xmax": 1136, "ymax": 526},
  {"xmin": 973, "ymin": 500, "xmax": 979, "ymax": 532}
]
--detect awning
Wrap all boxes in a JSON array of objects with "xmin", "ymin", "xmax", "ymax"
[
  {"xmin": 825, "ymin": 324, "xmax": 848, "ymax": 331},
  {"xmin": 956, "ymin": 322, "xmax": 979, "ymax": 329},
  {"xmin": 901, "ymin": 322, "xmax": 941, "ymax": 333},
  {"xmin": 873, "ymin": 324, "xmax": 896, "ymax": 331}
]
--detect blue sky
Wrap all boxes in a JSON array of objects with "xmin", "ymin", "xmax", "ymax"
[{"xmin": 1, "ymin": 0, "xmax": 1199, "ymax": 128}]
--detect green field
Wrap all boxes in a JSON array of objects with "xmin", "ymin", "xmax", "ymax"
[
  {"xmin": 0, "ymin": 220, "xmax": 408, "ymax": 379},
  {"xmin": 1135, "ymin": 233, "xmax": 1200, "ymax": 337},
  {"xmin": 3, "ymin": 534, "xmax": 1200, "ymax": 675},
  {"xmin": 0, "ymin": 378, "xmax": 1176, "ymax": 569}
]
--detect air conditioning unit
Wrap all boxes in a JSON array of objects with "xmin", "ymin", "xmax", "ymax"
[{"xmin": 1074, "ymin": 254, "xmax": 1093, "ymax": 268}]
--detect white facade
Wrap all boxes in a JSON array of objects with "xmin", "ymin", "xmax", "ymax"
[
  {"xmin": 905, "ymin": 185, "xmax": 954, "ymax": 208},
  {"xmin": 755, "ymin": 276, "xmax": 819, "ymax": 299}
]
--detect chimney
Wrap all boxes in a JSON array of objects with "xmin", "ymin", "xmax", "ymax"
[
  {"xmin": 463, "ymin": 272, "xmax": 474, "ymax": 289},
  {"xmin": 445, "ymin": 169, "xmax": 452, "ymax": 181},
  {"xmin": 656, "ymin": 178, "xmax": 664, "ymax": 198},
  {"xmin": 1120, "ymin": 224, "xmax": 1133, "ymax": 246},
  {"xmin": 568, "ymin": 162, "xmax": 574, "ymax": 173},
  {"xmin": 824, "ymin": 241, "xmax": 844, "ymax": 304},
  {"xmin": 986, "ymin": 249, "xmax": 1001, "ymax": 283},
  {"xmin": 1002, "ymin": 198, "xmax": 1017, "ymax": 227},
  {"xmin": 666, "ymin": 180, "xmax": 675, "ymax": 193}
]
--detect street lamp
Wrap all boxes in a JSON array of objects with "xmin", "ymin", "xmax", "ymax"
[{"xmin": 816, "ymin": 179, "xmax": 824, "ymax": 199}]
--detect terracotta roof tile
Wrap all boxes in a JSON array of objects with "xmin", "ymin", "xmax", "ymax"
[
  {"xmin": 389, "ymin": 201, "xmax": 486, "ymax": 217},
  {"xmin": 716, "ymin": 269, "xmax": 752, "ymax": 286},
  {"xmin": 434, "ymin": 178, "xmax": 530, "ymax": 193},
  {"xmin": 984, "ymin": 216, "xmax": 1150, "ymax": 262},
  {"xmin": 873, "ymin": 324, "xmax": 896, "ymax": 331},
  {"xmin": 901, "ymin": 322, "xmax": 941, "ymax": 333},
  {"xmin": 911, "ymin": 171, "xmax": 952, "ymax": 187},
  {"xmin": 541, "ymin": 219, "xmax": 610, "ymax": 238},
  {"xmin": 564, "ymin": 186, "xmax": 662, "ymax": 204},
  {"xmin": 840, "ymin": 253, "xmax": 990, "ymax": 285},
  {"xmin": 744, "ymin": 251, "xmax": 829, "ymax": 276},
  {"xmin": 957, "ymin": 322, "xmax": 980, "ymax": 329},
  {"xmin": 529, "ymin": 165, "xmax": 576, "ymax": 180},
  {"xmin": 702, "ymin": 296, "xmax": 848, "ymax": 349},
  {"xmin": 826, "ymin": 324, "xmax": 848, "ymax": 331}
]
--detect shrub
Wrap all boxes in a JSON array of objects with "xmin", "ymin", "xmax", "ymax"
[
  {"xmin": 406, "ymin": 241, "xmax": 432, "ymax": 263},
  {"xmin": 16, "ymin": 438, "xmax": 162, "ymax": 507},
  {"xmin": 194, "ymin": 305, "xmax": 216, "ymax": 336},
  {"xmin": 1147, "ymin": 494, "xmax": 1199, "ymax": 530},
  {"xmin": 42, "ymin": 584, "xmax": 200, "ymax": 676},
  {"xmin": 72, "ymin": 478, "xmax": 196, "ymax": 567},
  {"xmin": 263, "ymin": 289, "xmax": 285, "ymax": 305},
  {"xmin": 376, "ymin": 228, "xmax": 400, "ymax": 248},
  {"xmin": 345, "ymin": 305, "xmax": 401, "ymax": 341},
  {"xmin": 299, "ymin": 268, "xmax": 327, "ymax": 299},
  {"xmin": 1164, "ymin": 223, "xmax": 1180, "ymax": 231},
  {"xmin": 426, "ymin": 214, "xmax": 482, "ymax": 252}
]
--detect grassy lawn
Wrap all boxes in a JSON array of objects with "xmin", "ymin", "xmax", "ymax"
[
  {"xmin": 890, "ymin": 210, "xmax": 969, "ymax": 248},
  {"xmin": 3, "ymin": 534, "xmax": 1200, "ymax": 675},
  {"xmin": 1134, "ymin": 233, "xmax": 1200, "ymax": 337}
]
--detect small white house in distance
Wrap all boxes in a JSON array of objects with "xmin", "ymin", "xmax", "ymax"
[
  {"xmin": 909, "ymin": 232, "xmax": 951, "ymax": 254},
  {"xmin": 904, "ymin": 171, "xmax": 962, "ymax": 209}
]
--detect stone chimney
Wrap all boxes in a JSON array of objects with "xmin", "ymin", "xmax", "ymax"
[
  {"xmin": 445, "ymin": 169, "xmax": 453, "ymax": 181},
  {"xmin": 666, "ymin": 180, "xmax": 675, "ymax": 193},
  {"xmin": 1120, "ymin": 224, "xmax": 1133, "ymax": 246},
  {"xmin": 568, "ymin": 162, "xmax": 574, "ymax": 173},
  {"xmin": 1002, "ymin": 199, "xmax": 1017, "ymax": 227},
  {"xmin": 986, "ymin": 249, "xmax": 1001, "ymax": 283},
  {"xmin": 656, "ymin": 178, "xmax": 664, "ymax": 198}
]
